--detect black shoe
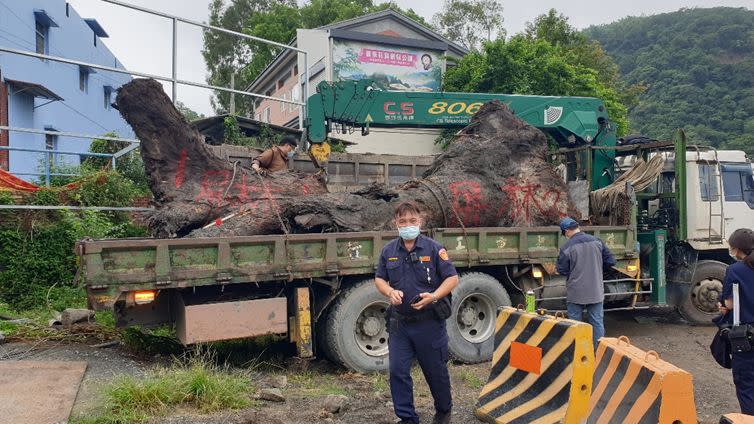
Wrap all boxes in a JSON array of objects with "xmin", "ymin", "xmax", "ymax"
[{"xmin": 432, "ymin": 411, "xmax": 451, "ymax": 424}]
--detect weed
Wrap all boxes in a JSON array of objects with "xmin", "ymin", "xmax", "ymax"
[
  {"xmin": 72, "ymin": 354, "xmax": 255, "ymax": 424},
  {"xmin": 289, "ymin": 371, "xmax": 352, "ymax": 397},
  {"xmin": 455, "ymin": 366, "xmax": 485, "ymax": 390},
  {"xmin": 371, "ymin": 371, "xmax": 389, "ymax": 394}
]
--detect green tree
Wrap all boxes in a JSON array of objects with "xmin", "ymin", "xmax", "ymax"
[
  {"xmin": 524, "ymin": 9, "xmax": 640, "ymax": 110},
  {"xmin": 444, "ymin": 36, "xmax": 629, "ymax": 137},
  {"xmin": 203, "ymin": 0, "xmax": 431, "ymax": 115},
  {"xmin": 432, "ymin": 0, "xmax": 505, "ymax": 51},
  {"xmin": 202, "ymin": 0, "xmax": 294, "ymax": 116},
  {"xmin": 175, "ymin": 101, "xmax": 205, "ymax": 121},
  {"xmin": 584, "ymin": 7, "xmax": 754, "ymax": 154}
]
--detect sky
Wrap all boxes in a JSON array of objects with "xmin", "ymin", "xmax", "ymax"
[{"xmin": 66, "ymin": 0, "xmax": 754, "ymax": 116}]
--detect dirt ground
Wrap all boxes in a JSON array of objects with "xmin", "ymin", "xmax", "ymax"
[{"xmin": 0, "ymin": 308, "xmax": 739, "ymax": 424}]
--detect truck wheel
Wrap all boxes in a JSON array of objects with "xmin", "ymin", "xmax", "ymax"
[
  {"xmin": 323, "ymin": 279, "xmax": 390, "ymax": 372},
  {"xmin": 448, "ymin": 272, "xmax": 511, "ymax": 364},
  {"xmin": 678, "ymin": 260, "xmax": 727, "ymax": 325}
]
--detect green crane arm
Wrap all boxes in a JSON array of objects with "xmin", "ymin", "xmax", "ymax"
[{"xmin": 305, "ymin": 79, "xmax": 617, "ymax": 189}]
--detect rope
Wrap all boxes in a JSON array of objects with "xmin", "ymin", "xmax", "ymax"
[
  {"xmin": 222, "ymin": 160, "xmax": 240, "ymax": 200},
  {"xmin": 255, "ymin": 172, "xmax": 294, "ymax": 282},
  {"xmin": 418, "ymin": 179, "xmax": 449, "ymax": 227},
  {"xmin": 422, "ymin": 177, "xmax": 473, "ymax": 265}
]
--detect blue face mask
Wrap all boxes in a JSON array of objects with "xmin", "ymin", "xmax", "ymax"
[
  {"xmin": 398, "ymin": 226, "xmax": 420, "ymax": 240},
  {"xmin": 287, "ymin": 150, "xmax": 296, "ymax": 159}
]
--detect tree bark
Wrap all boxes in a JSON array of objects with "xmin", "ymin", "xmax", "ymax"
[{"xmin": 116, "ymin": 78, "xmax": 576, "ymax": 238}]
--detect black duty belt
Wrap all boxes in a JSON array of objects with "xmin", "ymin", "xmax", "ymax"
[{"xmin": 393, "ymin": 308, "xmax": 436, "ymax": 323}]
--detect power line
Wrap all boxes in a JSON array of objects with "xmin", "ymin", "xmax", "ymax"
[{"xmin": 58, "ymin": 101, "xmax": 110, "ymax": 132}]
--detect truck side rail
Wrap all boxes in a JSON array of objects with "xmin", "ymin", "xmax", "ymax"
[{"xmin": 77, "ymin": 225, "xmax": 636, "ymax": 292}]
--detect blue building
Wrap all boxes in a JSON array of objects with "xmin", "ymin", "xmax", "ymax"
[{"xmin": 0, "ymin": 0, "xmax": 133, "ymax": 179}]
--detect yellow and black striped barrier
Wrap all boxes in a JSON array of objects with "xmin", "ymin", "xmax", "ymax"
[
  {"xmin": 474, "ymin": 307, "xmax": 594, "ymax": 424},
  {"xmin": 587, "ymin": 336, "xmax": 697, "ymax": 424}
]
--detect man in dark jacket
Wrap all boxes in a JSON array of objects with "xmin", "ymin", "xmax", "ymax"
[{"xmin": 556, "ymin": 217, "xmax": 616, "ymax": 349}]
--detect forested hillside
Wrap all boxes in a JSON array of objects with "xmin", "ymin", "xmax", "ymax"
[{"xmin": 584, "ymin": 7, "xmax": 754, "ymax": 154}]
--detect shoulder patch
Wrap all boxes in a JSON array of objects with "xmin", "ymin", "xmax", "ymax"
[{"xmin": 439, "ymin": 249, "xmax": 449, "ymax": 261}]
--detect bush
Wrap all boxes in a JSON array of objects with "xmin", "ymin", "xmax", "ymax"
[{"xmin": 0, "ymin": 208, "xmax": 147, "ymax": 310}]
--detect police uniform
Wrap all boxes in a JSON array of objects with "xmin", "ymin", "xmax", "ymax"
[
  {"xmin": 722, "ymin": 261, "xmax": 754, "ymax": 415},
  {"xmin": 376, "ymin": 234, "xmax": 458, "ymax": 424}
]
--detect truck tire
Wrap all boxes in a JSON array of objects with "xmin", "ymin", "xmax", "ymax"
[
  {"xmin": 323, "ymin": 279, "xmax": 390, "ymax": 372},
  {"xmin": 447, "ymin": 272, "xmax": 511, "ymax": 364},
  {"xmin": 678, "ymin": 260, "xmax": 727, "ymax": 325}
]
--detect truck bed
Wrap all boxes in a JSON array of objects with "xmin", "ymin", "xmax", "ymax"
[{"xmin": 77, "ymin": 225, "xmax": 636, "ymax": 309}]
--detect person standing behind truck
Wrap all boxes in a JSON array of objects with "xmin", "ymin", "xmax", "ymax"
[
  {"xmin": 374, "ymin": 201, "xmax": 459, "ymax": 424},
  {"xmin": 251, "ymin": 135, "xmax": 297, "ymax": 175},
  {"xmin": 556, "ymin": 217, "xmax": 616, "ymax": 349},
  {"xmin": 718, "ymin": 228, "xmax": 754, "ymax": 415}
]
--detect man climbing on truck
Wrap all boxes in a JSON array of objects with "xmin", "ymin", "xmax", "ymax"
[
  {"xmin": 251, "ymin": 135, "xmax": 297, "ymax": 175},
  {"xmin": 557, "ymin": 217, "xmax": 616, "ymax": 349}
]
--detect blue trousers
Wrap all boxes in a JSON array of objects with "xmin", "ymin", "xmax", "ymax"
[
  {"xmin": 733, "ymin": 350, "xmax": 754, "ymax": 414},
  {"xmin": 388, "ymin": 318, "xmax": 452, "ymax": 423},
  {"xmin": 566, "ymin": 302, "xmax": 604, "ymax": 350}
]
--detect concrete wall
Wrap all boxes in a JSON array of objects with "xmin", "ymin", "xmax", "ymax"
[{"xmin": 0, "ymin": 0, "xmax": 133, "ymax": 179}]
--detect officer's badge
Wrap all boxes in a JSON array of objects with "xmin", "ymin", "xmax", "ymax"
[{"xmin": 439, "ymin": 249, "xmax": 449, "ymax": 261}]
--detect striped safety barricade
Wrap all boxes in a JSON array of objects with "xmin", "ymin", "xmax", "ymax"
[
  {"xmin": 587, "ymin": 336, "xmax": 697, "ymax": 424},
  {"xmin": 475, "ymin": 307, "xmax": 594, "ymax": 424}
]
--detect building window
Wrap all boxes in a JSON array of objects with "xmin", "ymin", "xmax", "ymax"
[
  {"xmin": 35, "ymin": 21, "xmax": 48, "ymax": 55},
  {"xmin": 45, "ymin": 132, "xmax": 58, "ymax": 166},
  {"xmin": 293, "ymin": 65, "xmax": 298, "ymax": 76},
  {"xmin": 103, "ymin": 87, "xmax": 112, "ymax": 110},
  {"xmin": 79, "ymin": 67, "xmax": 89, "ymax": 92},
  {"xmin": 281, "ymin": 93, "xmax": 287, "ymax": 112},
  {"xmin": 263, "ymin": 107, "xmax": 270, "ymax": 123}
]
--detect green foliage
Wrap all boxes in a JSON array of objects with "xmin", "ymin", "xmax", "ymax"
[
  {"xmin": 73, "ymin": 356, "xmax": 254, "ymax": 424},
  {"xmin": 175, "ymin": 101, "xmax": 205, "ymax": 121},
  {"xmin": 0, "ymin": 191, "xmax": 13, "ymax": 205},
  {"xmin": 0, "ymin": 208, "xmax": 147, "ymax": 310},
  {"xmin": 222, "ymin": 115, "xmax": 243, "ymax": 145},
  {"xmin": 83, "ymin": 133, "xmax": 149, "ymax": 195},
  {"xmin": 203, "ymin": 0, "xmax": 433, "ymax": 114},
  {"xmin": 443, "ymin": 36, "xmax": 630, "ymax": 139},
  {"xmin": 432, "ymin": 0, "xmax": 505, "ymax": 51},
  {"xmin": 584, "ymin": 7, "xmax": 754, "ymax": 154}
]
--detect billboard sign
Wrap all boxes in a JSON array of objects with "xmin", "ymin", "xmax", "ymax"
[{"xmin": 332, "ymin": 39, "xmax": 443, "ymax": 92}]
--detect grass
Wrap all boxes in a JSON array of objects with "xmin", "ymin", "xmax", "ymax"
[
  {"xmin": 454, "ymin": 366, "xmax": 486, "ymax": 390},
  {"xmin": 288, "ymin": 370, "xmax": 353, "ymax": 397},
  {"xmin": 71, "ymin": 354, "xmax": 256, "ymax": 424}
]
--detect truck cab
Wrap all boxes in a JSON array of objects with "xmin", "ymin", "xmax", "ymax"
[{"xmin": 645, "ymin": 148, "xmax": 754, "ymax": 322}]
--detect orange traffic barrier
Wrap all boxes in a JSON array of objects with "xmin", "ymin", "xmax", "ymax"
[
  {"xmin": 475, "ymin": 307, "xmax": 594, "ymax": 424},
  {"xmin": 587, "ymin": 336, "xmax": 697, "ymax": 424}
]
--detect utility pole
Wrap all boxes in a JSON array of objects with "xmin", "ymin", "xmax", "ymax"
[{"xmin": 229, "ymin": 72, "xmax": 236, "ymax": 115}]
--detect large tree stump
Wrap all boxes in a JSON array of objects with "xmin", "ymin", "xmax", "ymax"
[{"xmin": 116, "ymin": 78, "xmax": 576, "ymax": 238}]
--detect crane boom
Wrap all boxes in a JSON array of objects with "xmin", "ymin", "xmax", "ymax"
[{"xmin": 305, "ymin": 79, "xmax": 617, "ymax": 189}]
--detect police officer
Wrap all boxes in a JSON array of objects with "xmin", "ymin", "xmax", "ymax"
[
  {"xmin": 719, "ymin": 228, "xmax": 754, "ymax": 414},
  {"xmin": 375, "ymin": 201, "xmax": 459, "ymax": 424}
]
